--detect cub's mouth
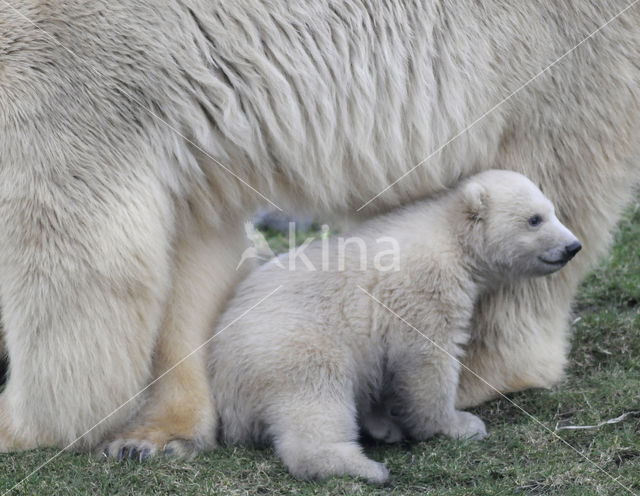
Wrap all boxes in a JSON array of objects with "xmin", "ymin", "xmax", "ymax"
[{"xmin": 538, "ymin": 256, "xmax": 567, "ymax": 267}]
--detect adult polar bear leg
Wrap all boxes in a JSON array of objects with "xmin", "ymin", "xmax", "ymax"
[
  {"xmin": 103, "ymin": 214, "xmax": 248, "ymax": 459},
  {"xmin": 457, "ymin": 161, "xmax": 640, "ymax": 408},
  {"xmin": 457, "ymin": 278, "xmax": 573, "ymax": 408},
  {"xmin": 0, "ymin": 172, "xmax": 174, "ymax": 451},
  {"xmin": 457, "ymin": 59, "xmax": 640, "ymax": 407}
]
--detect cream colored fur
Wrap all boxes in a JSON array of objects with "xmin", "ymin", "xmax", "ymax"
[
  {"xmin": 210, "ymin": 170, "xmax": 580, "ymax": 482},
  {"xmin": 0, "ymin": 1, "xmax": 638, "ymax": 455}
]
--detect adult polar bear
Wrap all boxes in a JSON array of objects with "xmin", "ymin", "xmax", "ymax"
[{"xmin": 0, "ymin": 1, "xmax": 638, "ymax": 457}]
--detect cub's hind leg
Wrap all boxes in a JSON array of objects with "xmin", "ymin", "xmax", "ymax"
[{"xmin": 271, "ymin": 397, "xmax": 389, "ymax": 483}]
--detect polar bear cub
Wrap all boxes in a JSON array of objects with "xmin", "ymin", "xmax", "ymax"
[{"xmin": 209, "ymin": 170, "xmax": 581, "ymax": 483}]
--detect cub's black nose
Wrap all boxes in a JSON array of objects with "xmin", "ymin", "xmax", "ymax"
[{"xmin": 564, "ymin": 241, "xmax": 582, "ymax": 261}]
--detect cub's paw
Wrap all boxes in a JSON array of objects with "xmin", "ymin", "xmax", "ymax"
[
  {"xmin": 290, "ymin": 457, "xmax": 389, "ymax": 484},
  {"xmin": 362, "ymin": 413, "xmax": 403, "ymax": 444},
  {"xmin": 444, "ymin": 411, "xmax": 488, "ymax": 440},
  {"xmin": 359, "ymin": 460, "xmax": 390, "ymax": 484}
]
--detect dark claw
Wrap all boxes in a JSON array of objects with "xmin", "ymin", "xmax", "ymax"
[
  {"xmin": 117, "ymin": 446, "xmax": 126, "ymax": 462},
  {"xmin": 139, "ymin": 448, "xmax": 151, "ymax": 462},
  {"xmin": 128, "ymin": 447, "xmax": 138, "ymax": 460},
  {"xmin": 164, "ymin": 446, "xmax": 175, "ymax": 456}
]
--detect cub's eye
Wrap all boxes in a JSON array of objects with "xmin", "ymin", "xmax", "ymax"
[{"xmin": 528, "ymin": 215, "xmax": 542, "ymax": 227}]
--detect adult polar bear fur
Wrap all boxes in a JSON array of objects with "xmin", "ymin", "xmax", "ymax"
[
  {"xmin": 210, "ymin": 170, "xmax": 582, "ymax": 483},
  {"xmin": 0, "ymin": 1, "xmax": 639, "ymax": 456}
]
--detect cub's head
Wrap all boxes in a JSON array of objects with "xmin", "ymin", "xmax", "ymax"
[{"xmin": 460, "ymin": 170, "xmax": 581, "ymax": 280}]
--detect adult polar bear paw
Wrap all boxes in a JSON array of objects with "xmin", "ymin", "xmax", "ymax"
[
  {"xmin": 101, "ymin": 395, "xmax": 216, "ymax": 461},
  {"xmin": 103, "ymin": 437, "xmax": 199, "ymax": 462}
]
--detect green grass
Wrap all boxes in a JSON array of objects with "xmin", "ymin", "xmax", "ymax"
[{"xmin": 1, "ymin": 202, "xmax": 640, "ymax": 495}]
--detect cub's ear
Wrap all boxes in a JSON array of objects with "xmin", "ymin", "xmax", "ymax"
[{"xmin": 462, "ymin": 181, "xmax": 487, "ymax": 221}]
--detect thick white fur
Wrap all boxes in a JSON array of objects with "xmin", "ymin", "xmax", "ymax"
[
  {"xmin": 210, "ymin": 170, "xmax": 580, "ymax": 482},
  {"xmin": 0, "ymin": 1, "xmax": 639, "ymax": 453}
]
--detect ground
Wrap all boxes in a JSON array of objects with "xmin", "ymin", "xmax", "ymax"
[{"xmin": 0, "ymin": 199, "xmax": 639, "ymax": 496}]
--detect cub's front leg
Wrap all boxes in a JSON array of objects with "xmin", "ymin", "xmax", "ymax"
[{"xmin": 387, "ymin": 331, "xmax": 487, "ymax": 441}]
